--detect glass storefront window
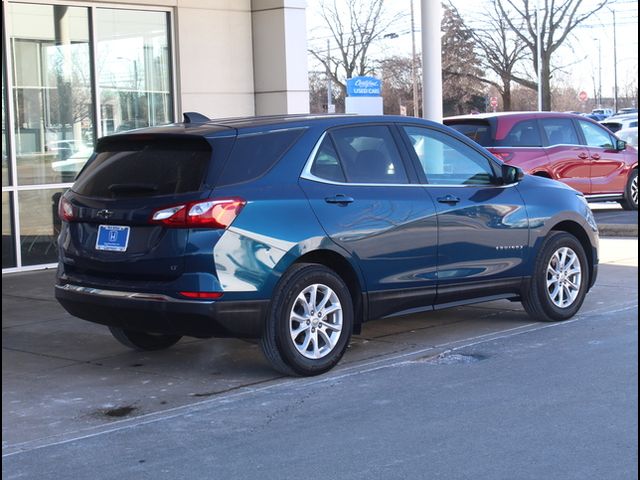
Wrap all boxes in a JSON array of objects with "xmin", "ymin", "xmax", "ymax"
[
  {"xmin": 3, "ymin": 3, "xmax": 174, "ymax": 271},
  {"xmin": 96, "ymin": 9, "xmax": 172, "ymax": 135},
  {"xmin": 2, "ymin": 192, "xmax": 16, "ymax": 268},
  {"xmin": 2, "ymin": 56, "xmax": 10, "ymax": 187},
  {"xmin": 18, "ymin": 188, "xmax": 65, "ymax": 266},
  {"xmin": 9, "ymin": 4, "xmax": 94, "ymax": 186}
]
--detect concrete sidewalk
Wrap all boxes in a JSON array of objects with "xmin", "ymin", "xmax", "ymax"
[{"xmin": 591, "ymin": 202, "xmax": 638, "ymax": 237}]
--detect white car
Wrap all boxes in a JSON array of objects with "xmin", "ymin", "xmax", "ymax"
[
  {"xmin": 617, "ymin": 127, "xmax": 638, "ymax": 148},
  {"xmin": 600, "ymin": 114, "xmax": 638, "ymax": 134}
]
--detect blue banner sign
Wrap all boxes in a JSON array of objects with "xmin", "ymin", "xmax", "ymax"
[{"xmin": 346, "ymin": 76, "xmax": 381, "ymax": 97}]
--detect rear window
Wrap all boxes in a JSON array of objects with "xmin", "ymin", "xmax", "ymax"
[
  {"xmin": 447, "ymin": 122, "xmax": 492, "ymax": 146},
  {"xmin": 73, "ymin": 136, "xmax": 211, "ymax": 198},
  {"xmin": 216, "ymin": 128, "xmax": 304, "ymax": 186}
]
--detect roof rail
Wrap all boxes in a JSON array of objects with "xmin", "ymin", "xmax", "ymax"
[{"xmin": 183, "ymin": 112, "xmax": 210, "ymax": 123}]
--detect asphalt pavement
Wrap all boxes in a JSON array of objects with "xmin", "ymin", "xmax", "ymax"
[
  {"xmin": 590, "ymin": 202, "xmax": 638, "ymax": 237},
  {"xmin": 2, "ymin": 236, "xmax": 637, "ymax": 479}
]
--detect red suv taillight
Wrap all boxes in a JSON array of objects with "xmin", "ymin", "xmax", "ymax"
[
  {"xmin": 150, "ymin": 197, "xmax": 246, "ymax": 229},
  {"xmin": 58, "ymin": 196, "xmax": 75, "ymax": 222}
]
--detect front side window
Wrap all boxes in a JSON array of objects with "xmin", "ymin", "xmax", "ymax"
[
  {"xmin": 403, "ymin": 126, "xmax": 496, "ymax": 185},
  {"xmin": 540, "ymin": 118, "xmax": 580, "ymax": 145},
  {"xmin": 578, "ymin": 120, "xmax": 615, "ymax": 149},
  {"xmin": 325, "ymin": 125, "xmax": 408, "ymax": 184}
]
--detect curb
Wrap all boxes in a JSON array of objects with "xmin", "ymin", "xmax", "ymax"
[{"xmin": 597, "ymin": 223, "xmax": 638, "ymax": 238}]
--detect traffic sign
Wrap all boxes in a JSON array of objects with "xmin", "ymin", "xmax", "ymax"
[
  {"xmin": 578, "ymin": 91, "xmax": 588, "ymax": 102},
  {"xmin": 490, "ymin": 97, "xmax": 499, "ymax": 108}
]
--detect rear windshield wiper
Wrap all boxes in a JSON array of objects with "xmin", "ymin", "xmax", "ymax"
[{"xmin": 108, "ymin": 183, "xmax": 159, "ymax": 194}]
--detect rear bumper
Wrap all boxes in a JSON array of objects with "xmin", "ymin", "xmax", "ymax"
[{"xmin": 55, "ymin": 284, "xmax": 268, "ymax": 338}]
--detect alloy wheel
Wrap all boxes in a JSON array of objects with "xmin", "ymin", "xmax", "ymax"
[
  {"xmin": 546, "ymin": 247, "xmax": 582, "ymax": 308},
  {"xmin": 289, "ymin": 283, "xmax": 343, "ymax": 359}
]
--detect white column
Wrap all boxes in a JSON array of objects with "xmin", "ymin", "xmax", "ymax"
[
  {"xmin": 251, "ymin": 0, "xmax": 310, "ymax": 115},
  {"xmin": 421, "ymin": 0, "xmax": 443, "ymax": 122}
]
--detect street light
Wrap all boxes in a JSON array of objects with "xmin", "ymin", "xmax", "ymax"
[{"xmin": 594, "ymin": 37, "xmax": 602, "ymax": 107}]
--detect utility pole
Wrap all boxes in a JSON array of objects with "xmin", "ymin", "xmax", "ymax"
[
  {"xmin": 326, "ymin": 39, "xmax": 334, "ymax": 113},
  {"xmin": 410, "ymin": 0, "xmax": 419, "ymax": 117},
  {"xmin": 612, "ymin": 8, "xmax": 618, "ymax": 112}
]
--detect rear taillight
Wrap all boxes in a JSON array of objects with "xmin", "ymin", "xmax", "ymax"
[
  {"xmin": 58, "ymin": 196, "xmax": 75, "ymax": 222},
  {"xmin": 150, "ymin": 197, "xmax": 246, "ymax": 229}
]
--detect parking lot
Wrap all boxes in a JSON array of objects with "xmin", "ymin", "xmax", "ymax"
[{"xmin": 2, "ymin": 227, "xmax": 637, "ymax": 478}]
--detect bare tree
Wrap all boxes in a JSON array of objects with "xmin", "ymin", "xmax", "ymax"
[
  {"xmin": 449, "ymin": 0, "xmax": 528, "ymax": 111},
  {"xmin": 308, "ymin": 0, "xmax": 404, "ymax": 102},
  {"xmin": 496, "ymin": 0, "xmax": 608, "ymax": 110},
  {"xmin": 379, "ymin": 55, "xmax": 422, "ymax": 116}
]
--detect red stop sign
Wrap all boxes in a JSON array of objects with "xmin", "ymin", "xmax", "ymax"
[
  {"xmin": 578, "ymin": 91, "xmax": 588, "ymax": 102},
  {"xmin": 490, "ymin": 97, "xmax": 499, "ymax": 107}
]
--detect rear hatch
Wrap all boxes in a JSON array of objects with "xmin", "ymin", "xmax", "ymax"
[{"xmin": 60, "ymin": 134, "xmax": 227, "ymax": 281}]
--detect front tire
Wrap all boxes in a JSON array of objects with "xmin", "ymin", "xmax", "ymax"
[
  {"xmin": 108, "ymin": 326, "xmax": 182, "ymax": 351},
  {"xmin": 260, "ymin": 263, "xmax": 353, "ymax": 376},
  {"xmin": 522, "ymin": 232, "xmax": 589, "ymax": 322},
  {"xmin": 619, "ymin": 169, "xmax": 638, "ymax": 211}
]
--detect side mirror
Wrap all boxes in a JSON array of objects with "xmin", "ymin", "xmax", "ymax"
[
  {"xmin": 616, "ymin": 139, "xmax": 627, "ymax": 151},
  {"xmin": 501, "ymin": 164, "xmax": 524, "ymax": 184}
]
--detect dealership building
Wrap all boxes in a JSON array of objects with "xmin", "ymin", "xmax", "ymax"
[{"xmin": 1, "ymin": 0, "xmax": 309, "ymax": 272}]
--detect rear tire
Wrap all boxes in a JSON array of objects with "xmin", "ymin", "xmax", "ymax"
[
  {"xmin": 619, "ymin": 169, "xmax": 638, "ymax": 211},
  {"xmin": 522, "ymin": 232, "xmax": 589, "ymax": 322},
  {"xmin": 260, "ymin": 263, "xmax": 353, "ymax": 376},
  {"xmin": 108, "ymin": 326, "xmax": 182, "ymax": 351}
]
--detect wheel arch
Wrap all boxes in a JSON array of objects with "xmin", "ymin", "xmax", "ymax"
[
  {"xmin": 293, "ymin": 250, "xmax": 366, "ymax": 334},
  {"xmin": 549, "ymin": 220, "xmax": 595, "ymax": 288}
]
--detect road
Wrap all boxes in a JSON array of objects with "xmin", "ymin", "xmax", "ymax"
[{"xmin": 2, "ymin": 238, "xmax": 637, "ymax": 479}]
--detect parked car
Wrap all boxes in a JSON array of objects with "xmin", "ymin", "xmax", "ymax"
[
  {"xmin": 582, "ymin": 113, "xmax": 607, "ymax": 122},
  {"xmin": 444, "ymin": 112, "xmax": 638, "ymax": 210},
  {"xmin": 600, "ymin": 114, "xmax": 638, "ymax": 133},
  {"xmin": 614, "ymin": 108, "xmax": 638, "ymax": 116},
  {"xmin": 55, "ymin": 114, "xmax": 599, "ymax": 376},
  {"xmin": 617, "ymin": 127, "xmax": 638, "ymax": 148},
  {"xmin": 591, "ymin": 108, "xmax": 613, "ymax": 118}
]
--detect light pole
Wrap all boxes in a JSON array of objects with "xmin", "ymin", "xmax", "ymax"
[
  {"xmin": 594, "ymin": 37, "xmax": 602, "ymax": 107},
  {"xmin": 410, "ymin": 0, "xmax": 419, "ymax": 117}
]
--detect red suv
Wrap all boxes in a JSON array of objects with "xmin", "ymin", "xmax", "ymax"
[{"xmin": 444, "ymin": 112, "xmax": 638, "ymax": 210}]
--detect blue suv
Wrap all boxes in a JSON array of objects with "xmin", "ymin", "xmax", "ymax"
[{"xmin": 55, "ymin": 114, "xmax": 599, "ymax": 376}]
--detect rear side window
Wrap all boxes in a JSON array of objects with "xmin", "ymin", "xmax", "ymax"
[
  {"xmin": 310, "ymin": 136, "xmax": 346, "ymax": 182},
  {"xmin": 329, "ymin": 125, "xmax": 408, "ymax": 184},
  {"xmin": 540, "ymin": 118, "xmax": 580, "ymax": 145},
  {"xmin": 499, "ymin": 120, "xmax": 542, "ymax": 147},
  {"xmin": 446, "ymin": 122, "xmax": 492, "ymax": 146},
  {"xmin": 73, "ymin": 137, "xmax": 211, "ymax": 198},
  {"xmin": 216, "ymin": 129, "xmax": 304, "ymax": 186}
]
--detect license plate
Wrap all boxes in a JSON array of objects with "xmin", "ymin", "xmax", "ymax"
[{"xmin": 96, "ymin": 225, "xmax": 130, "ymax": 252}]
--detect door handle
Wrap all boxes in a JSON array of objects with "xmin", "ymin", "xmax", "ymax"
[
  {"xmin": 437, "ymin": 195, "xmax": 461, "ymax": 205},
  {"xmin": 578, "ymin": 152, "xmax": 589, "ymax": 160},
  {"xmin": 325, "ymin": 194, "xmax": 354, "ymax": 205},
  {"xmin": 590, "ymin": 154, "xmax": 601, "ymax": 160}
]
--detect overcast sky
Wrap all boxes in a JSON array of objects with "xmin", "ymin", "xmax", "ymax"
[{"xmin": 307, "ymin": 0, "xmax": 638, "ymax": 105}]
